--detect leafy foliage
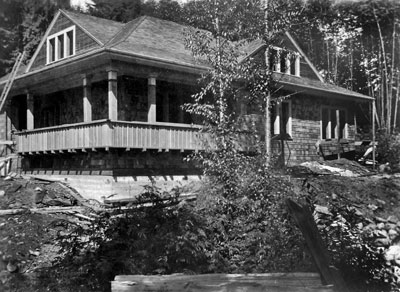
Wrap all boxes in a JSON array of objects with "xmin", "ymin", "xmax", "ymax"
[
  {"xmin": 377, "ymin": 130, "xmax": 400, "ymax": 171},
  {"xmin": 315, "ymin": 203, "xmax": 399, "ymax": 291},
  {"xmin": 36, "ymin": 179, "xmax": 309, "ymax": 292}
]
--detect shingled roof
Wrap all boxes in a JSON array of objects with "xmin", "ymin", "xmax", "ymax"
[
  {"xmin": 0, "ymin": 10, "xmax": 372, "ymax": 101},
  {"xmin": 64, "ymin": 10, "xmax": 124, "ymax": 45},
  {"xmin": 105, "ymin": 15, "xmax": 205, "ymax": 68}
]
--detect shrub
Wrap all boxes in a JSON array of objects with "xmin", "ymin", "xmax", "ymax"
[
  {"xmin": 315, "ymin": 204, "xmax": 399, "ymax": 292},
  {"xmin": 377, "ymin": 130, "xmax": 400, "ymax": 171}
]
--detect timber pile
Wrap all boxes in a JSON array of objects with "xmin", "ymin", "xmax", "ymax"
[{"xmin": 112, "ymin": 273, "xmax": 334, "ymax": 292}]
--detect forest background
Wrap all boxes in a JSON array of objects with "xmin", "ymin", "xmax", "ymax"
[{"xmin": 0, "ymin": 0, "xmax": 399, "ymax": 133}]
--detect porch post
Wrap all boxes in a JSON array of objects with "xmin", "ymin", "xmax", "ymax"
[
  {"xmin": 82, "ymin": 75, "xmax": 92, "ymax": 122},
  {"xmin": 107, "ymin": 70, "xmax": 118, "ymax": 120},
  {"xmin": 148, "ymin": 76, "xmax": 156, "ymax": 123},
  {"xmin": 26, "ymin": 92, "xmax": 34, "ymax": 130}
]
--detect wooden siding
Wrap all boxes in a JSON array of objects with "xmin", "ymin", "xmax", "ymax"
[
  {"xmin": 30, "ymin": 14, "xmax": 100, "ymax": 70},
  {"xmin": 15, "ymin": 120, "xmax": 202, "ymax": 153}
]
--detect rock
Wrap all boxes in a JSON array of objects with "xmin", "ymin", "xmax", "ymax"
[
  {"xmin": 387, "ymin": 215, "xmax": 399, "ymax": 223},
  {"xmin": 0, "ymin": 190, "xmax": 4, "ymax": 197},
  {"xmin": 374, "ymin": 229, "xmax": 388, "ymax": 238},
  {"xmin": 375, "ymin": 237, "xmax": 391, "ymax": 247},
  {"xmin": 375, "ymin": 216, "xmax": 387, "ymax": 223},
  {"xmin": 379, "ymin": 163, "xmax": 391, "ymax": 173},
  {"xmin": 29, "ymin": 250, "xmax": 40, "ymax": 257},
  {"xmin": 0, "ymin": 270, "xmax": 9, "ymax": 284},
  {"xmin": 34, "ymin": 187, "xmax": 43, "ymax": 192},
  {"xmin": 42, "ymin": 197, "xmax": 73, "ymax": 206},
  {"xmin": 331, "ymin": 193, "xmax": 338, "ymax": 200},
  {"xmin": 368, "ymin": 204, "xmax": 379, "ymax": 211},
  {"xmin": 377, "ymin": 223, "xmax": 386, "ymax": 230},
  {"xmin": 385, "ymin": 245, "xmax": 400, "ymax": 261},
  {"xmin": 356, "ymin": 222, "xmax": 363, "ymax": 230},
  {"xmin": 314, "ymin": 205, "xmax": 332, "ymax": 216},
  {"xmin": 389, "ymin": 229, "xmax": 399, "ymax": 240},
  {"xmin": 385, "ymin": 223, "xmax": 397, "ymax": 231},
  {"xmin": 6, "ymin": 261, "xmax": 18, "ymax": 273},
  {"xmin": 376, "ymin": 199, "xmax": 386, "ymax": 206}
]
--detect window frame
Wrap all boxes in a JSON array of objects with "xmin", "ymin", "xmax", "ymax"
[
  {"xmin": 46, "ymin": 25, "xmax": 76, "ymax": 64},
  {"xmin": 273, "ymin": 100, "xmax": 292, "ymax": 137},
  {"xmin": 320, "ymin": 106, "xmax": 348, "ymax": 140},
  {"xmin": 268, "ymin": 46, "xmax": 300, "ymax": 76}
]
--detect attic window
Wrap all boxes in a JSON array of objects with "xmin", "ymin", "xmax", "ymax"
[
  {"xmin": 46, "ymin": 26, "xmax": 75, "ymax": 64},
  {"xmin": 268, "ymin": 47, "xmax": 300, "ymax": 76}
]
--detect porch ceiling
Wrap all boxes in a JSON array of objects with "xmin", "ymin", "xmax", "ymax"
[{"xmin": 4, "ymin": 50, "xmax": 203, "ymax": 96}]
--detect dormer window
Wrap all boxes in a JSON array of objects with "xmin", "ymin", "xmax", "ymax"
[
  {"xmin": 268, "ymin": 47, "xmax": 300, "ymax": 76},
  {"xmin": 46, "ymin": 26, "xmax": 75, "ymax": 64}
]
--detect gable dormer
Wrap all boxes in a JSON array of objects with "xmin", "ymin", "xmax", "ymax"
[
  {"xmin": 268, "ymin": 46, "xmax": 300, "ymax": 76},
  {"xmin": 46, "ymin": 25, "xmax": 76, "ymax": 64},
  {"xmin": 27, "ymin": 11, "xmax": 102, "ymax": 72}
]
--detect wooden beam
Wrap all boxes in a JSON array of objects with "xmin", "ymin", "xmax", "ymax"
[
  {"xmin": 147, "ymin": 75, "xmax": 156, "ymax": 123},
  {"xmin": 111, "ymin": 273, "xmax": 334, "ymax": 292},
  {"xmin": 0, "ymin": 141, "xmax": 14, "ymax": 145},
  {"xmin": 286, "ymin": 199, "xmax": 349, "ymax": 292},
  {"xmin": 82, "ymin": 74, "xmax": 92, "ymax": 122},
  {"xmin": 108, "ymin": 70, "xmax": 118, "ymax": 120},
  {"xmin": 26, "ymin": 92, "xmax": 34, "ymax": 130}
]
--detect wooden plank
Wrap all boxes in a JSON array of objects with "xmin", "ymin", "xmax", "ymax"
[
  {"xmin": 286, "ymin": 199, "xmax": 349, "ymax": 292},
  {"xmin": 112, "ymin": 273, "xmax": 334, "ymax": 292}
]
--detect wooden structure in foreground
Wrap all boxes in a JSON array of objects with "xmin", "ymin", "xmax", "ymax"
[{"xmin": 111, "ymin": 273, "xmax": 334, "ymax": 292}]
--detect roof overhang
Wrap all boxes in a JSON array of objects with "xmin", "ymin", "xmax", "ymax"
[
  {"xmin": 0, "ymin": 48, "xmax": 209, "ymax": 95},
  {"xmin": 272, "ymin": 73, "xmax": 373, "ymax": 102}
]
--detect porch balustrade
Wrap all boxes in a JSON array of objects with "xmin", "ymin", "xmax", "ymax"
[{"xmin": 14, "ymin": 119, "xmax": 203, "ymax": 154}]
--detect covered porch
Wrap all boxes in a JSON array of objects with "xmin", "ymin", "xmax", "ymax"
[{"xmin": 7, "ymin": 53, "xmax": 204, "ymax": 155}]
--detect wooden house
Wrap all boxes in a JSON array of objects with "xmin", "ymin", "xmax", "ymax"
[{"xmin": 0, "ymin": 9, "xmax": 373, "ymax": 177}]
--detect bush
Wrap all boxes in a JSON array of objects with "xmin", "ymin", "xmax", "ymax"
[
  {"xmin": 315, "ymin": 204, "xmax": 399, "ymax": 292},
  {"xmin": 377, "ymin": 131, "xmax": 400, "ymax": 171}
]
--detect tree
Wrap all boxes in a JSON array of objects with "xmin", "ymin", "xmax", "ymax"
[
  {"xmin": 292, "ymin": 0, "xmax": 400, "ymax": 133},
  {"xmin": 0, "ymin": 0, "xmax": 71, "ymax": 76}
]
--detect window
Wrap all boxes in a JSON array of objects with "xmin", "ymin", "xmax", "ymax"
[
  {"xmin": 273, "ymin": 100, "xmax": 292, "ymax": 137},
  {"xmin": 47, "ymin": 26, "xmax": 75, "ymax": 64},
  {"xmin": 321, "ymin": 107, "xmax": 347, "ymax": 140},
  {"xmin": 268, "ymin": 47, "xmax": 300, "ymax": 76}
]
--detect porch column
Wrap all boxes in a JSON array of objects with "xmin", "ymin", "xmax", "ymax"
[
  {"xmin": 26, "ymin": 92, "xmax": 34, "ymax": 130},
  {"xmin": 148, "ymin": 76, "xmax": 156, "ymax": 123},
  {"xmin": 107, "ymin": 70, "xmax": 118, "ymax": 120},
  {"xmin": 82, "ymin": 75, "xmax": 92, "ymax": 122}
]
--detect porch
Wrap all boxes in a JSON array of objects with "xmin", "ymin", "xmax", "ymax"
[{"xmin": 15, "ymin": 119, "xmax": 202, "ymax": 154}]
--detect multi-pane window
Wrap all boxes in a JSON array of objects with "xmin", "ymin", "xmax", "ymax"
[
  {"xmin": 47, "ymin": 26, "xmax": 75, "ymax": 64},
  {"xmin": 321, "ymin": 107, "xmax": 347, "ymax": 139},
  {"xmin": 268, "ymin": 47, "xmax": 300, "ymax": 76},
  {"xmin": 273, "ymin": 100, "xmax": 292, "ymax": 137}
]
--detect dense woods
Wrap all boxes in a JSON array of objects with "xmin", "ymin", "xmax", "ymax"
[{"xmin": 0, "ymin": 0, "xmax": 399, "ymax": 133}]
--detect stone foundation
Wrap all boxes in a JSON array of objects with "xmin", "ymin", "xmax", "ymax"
[{"xmin": 21, "ymin": 150, "xmax": 200, "ymax": 176}]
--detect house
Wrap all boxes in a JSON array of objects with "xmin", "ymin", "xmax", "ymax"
[{"xmin": 0, "ymin": 9, "xmax": 373, "ymax": 180}]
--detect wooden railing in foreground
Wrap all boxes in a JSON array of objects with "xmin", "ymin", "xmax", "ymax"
[
  {"xmin": 14, "ymin": 119, "xmax": 203, "ymax": 153},
  {"xmin": 112, "ymin": 273, "xmax": 334, "ymax": 292}
]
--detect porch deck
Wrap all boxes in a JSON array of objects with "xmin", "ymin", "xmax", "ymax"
[{"xmin": 15, "ymin": 119, "xmax": 203, "ymax": 154}]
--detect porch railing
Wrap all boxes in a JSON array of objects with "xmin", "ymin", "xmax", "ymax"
[{"xmin": 14, "ymin": 119, "xmax": 203, "ymax": 154}]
